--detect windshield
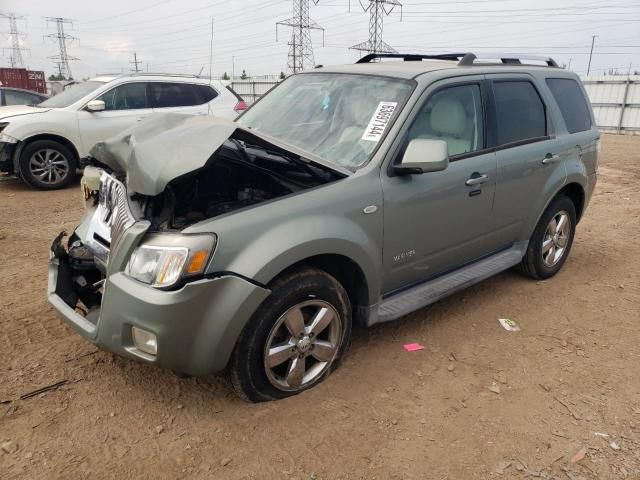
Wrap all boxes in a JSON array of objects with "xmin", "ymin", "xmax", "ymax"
[
  {"xmin": 237, "ymin": 73, "xmax": 413, "ymax": 169},
  {"xmin": 39, "ymin": 81, "xmax": 105, "ymax": 108}
]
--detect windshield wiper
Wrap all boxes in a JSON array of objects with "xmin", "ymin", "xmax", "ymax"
[{"xmin": 233, "ymin": 139, "xmax": 329, "ymax": 182}]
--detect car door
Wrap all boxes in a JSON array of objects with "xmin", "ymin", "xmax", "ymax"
[
  {"xmin": 149, "ymin": 82, "xmax": 211, "ymax": 116},
  {"xmin": 77, "ymin": 82, "xmax": 153, "ymax": 154},
  {"xmin": 380, "ymin": 77, "xmax": 500, "ymax": 294},
  {"xmin": 487, "ymin": 75, "xmax": 566, "ymax": 243}
]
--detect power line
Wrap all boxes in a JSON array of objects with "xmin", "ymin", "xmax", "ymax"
[
  {"xmin": 277, "ymin": 0, "xmax": 324, "ymax": 73},
  {"xmin": 1, "ymin": 12, "xmax": 29, "ymax": 68},
  {"xmin": 44, "ymin": 17, "xmax": 78, "ymax": 79},
  {"xmin": 350, "ymin": 0, "xmax": 403, "ymax": 55}
]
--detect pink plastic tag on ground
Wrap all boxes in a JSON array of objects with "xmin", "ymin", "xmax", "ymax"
[{"xmin": 403, "ymin": 343, "xmax": 425, "ymax": 352}]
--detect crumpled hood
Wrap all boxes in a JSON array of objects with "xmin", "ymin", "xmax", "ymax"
[
  {"xmin": 89, "ymin": 112, "xmax": 349, "ymax": 196},
  {"xmin": 0, "ymin": 105, "xmax": 50, "ymax": 120}
]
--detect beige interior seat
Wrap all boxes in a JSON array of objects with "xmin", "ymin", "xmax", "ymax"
[{"xmin": 428, "ymin": 98, "xmax": 471, "ymax": 156}]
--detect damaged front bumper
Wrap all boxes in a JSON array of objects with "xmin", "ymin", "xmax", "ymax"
[
  {"xmin": 48, "ymin": 232, "xmax": 270, "ymax": 376},
  {"xmin": 0, "ymin": 141, "xmax": 17, "ymax": 174}
]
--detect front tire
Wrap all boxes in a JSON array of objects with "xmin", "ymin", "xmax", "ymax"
[
  {"xmin": 518, "ymin": 195, "xmax": 577, "ymax": 280},
  {"xmin": 228, "ymin": 268, "xmax": 352, "ymax": 402},
  {"xmin": 18, "ymin": 140, "xmax": 77, "ymax": 190}
]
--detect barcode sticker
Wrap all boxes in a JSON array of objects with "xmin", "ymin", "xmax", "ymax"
[{"xmin": 361, "ymin": 101, "xmax": 398, "ymax": 142}]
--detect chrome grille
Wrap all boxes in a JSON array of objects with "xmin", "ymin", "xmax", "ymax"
[{"xmin": 98, "ymin": 173, "xmax": 136, "ymax": 250}]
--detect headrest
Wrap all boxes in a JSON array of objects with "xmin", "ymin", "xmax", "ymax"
[{"xmin": 430, "ymin": 98, "xmax": 466, "ymax": 136}]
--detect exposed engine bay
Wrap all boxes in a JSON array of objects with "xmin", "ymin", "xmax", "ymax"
[{"xmin": 136, "ymin": 136, "xmax": 344, "ymax": 231}]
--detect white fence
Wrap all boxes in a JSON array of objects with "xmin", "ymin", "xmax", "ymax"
[
  {"xmin": 230, "ymin": 74, "xmax": 640, "ymax": 135},
  {"xmin": 580, "ymin": 75, "xmax": 640, "ymax": 135},
  {"xmin": 230, "ymin": 78, "xmax": 280, "ymax": 104}
]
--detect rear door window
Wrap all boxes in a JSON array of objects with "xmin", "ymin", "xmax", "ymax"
[
  {"xmin": 545, "ymin": 78, "xmax": 592, "ymax": 133},
  {"xmin": 150, "ymin": 82, "xmax": 202, "ymax": 108},
  {"xmin": 492, "ymin": 81, "xmax": 546, "ymax": 146}
]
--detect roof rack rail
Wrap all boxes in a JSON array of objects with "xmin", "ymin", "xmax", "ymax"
[
  {"xmin": 125, "ymin": 72, "xmax": 202, "ymax": 78},
  {"xmin": 458, "ymin": 53, "xmax": 559, "ymax": 68},
  {"xmin": 356, "ymin": 53, "xmax": 469, "ymax": 64},
  {"xmin": 356, "ymin": 52, "xmax": 559, "ymax": 68}
]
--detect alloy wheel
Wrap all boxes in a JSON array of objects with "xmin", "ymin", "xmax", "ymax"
[
  {"xmin": 542, "ymin": 210, "xmax": 571, "ymax": 267},
  {"xmin": 28, "ymin": 149, "xmax": 70, "ymax": 186},
  {"xmin": 263, "ymin": 299, "xmax": 342, "ymax": 392}
]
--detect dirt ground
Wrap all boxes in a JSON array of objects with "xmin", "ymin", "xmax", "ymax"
[{"xmin": 0, "ymin": 134, "xmax": 639, "ymax": 480}]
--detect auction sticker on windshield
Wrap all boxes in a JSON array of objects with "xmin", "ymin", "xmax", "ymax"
[{"xmin": 361, "ymin": 101, "xmax": 397, "ymax": 142}]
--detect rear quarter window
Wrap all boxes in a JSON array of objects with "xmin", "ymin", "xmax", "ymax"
[
  {"xmin": 194, "ymin": 84, "xmax": 218, "ymax": 103},
  {"xmin": 545, "ymin": 78, "xmax": 592, "ymax": 134}
]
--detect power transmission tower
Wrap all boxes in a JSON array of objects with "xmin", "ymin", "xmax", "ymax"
[
  {"xmin": 276, "ymin": 0, "xmax": 324, "ymax": 74},
  {"xmin": 350, "ymin": 0, "xmax": 402, "ymax": 55},
  {"xmin": 1, "ymin": 13, "xmax": 30, "ymax": 68},
  {"xmin": 44, "ymin": 17, "xmax": 78, "ymax": 79},
  {"xmin": 130, "ymin": 52, "xmax": 142, "ymax": 72}
]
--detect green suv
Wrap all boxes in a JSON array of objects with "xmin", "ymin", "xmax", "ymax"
[{"xmin": 48, "ymin": 53, "xmax": 599, "ymax": 402}]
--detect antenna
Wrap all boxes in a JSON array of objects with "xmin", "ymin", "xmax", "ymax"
[
  {"xmin": 44, "ymin": 17, "xmax": 78, "ymax": 79},
  {"xmin": 350, "ymin": 0, "xmax": 402, "ymax": 55},
  {"xmin": 276, "ymin": 0, "xmax": 324, "ymax": 74},
  {"xmin": 1, "ymin": 13, "xmax": 30, "ymax": 68}
]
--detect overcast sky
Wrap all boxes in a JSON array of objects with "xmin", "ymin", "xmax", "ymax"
[{"xmin": 2, "ymin": 0, "xmax": 639, "ymax": 79}]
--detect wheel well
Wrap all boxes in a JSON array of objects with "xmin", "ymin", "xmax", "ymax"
[
  {"xmin": 557, "ymin": 183, "xmax": 585, "ymax": 222},
  {"xmin": 17, "ymin": 134, "xmax": 80, "ymax": 163},
  {"xmin": 272, "ymin": 254, "xmax": 370, "ymax": 327}
]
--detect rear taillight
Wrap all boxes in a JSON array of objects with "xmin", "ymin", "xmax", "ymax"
[{"xmin": 234, "ymin": 100, "xmax": 248, "ymax": 113}]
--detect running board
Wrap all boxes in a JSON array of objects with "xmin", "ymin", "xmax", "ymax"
[{"xmin": 376, "ymin": 242, "xmax": 527, "ymax": 323}]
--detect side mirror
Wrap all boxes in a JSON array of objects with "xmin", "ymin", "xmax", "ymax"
[
  {"xmin": 394, "ymin": 138, "xmax": 449, "ymax": 175},
  {"xmin": 86, "ymin": 100, "xmax": 106, "ymax": 112}
]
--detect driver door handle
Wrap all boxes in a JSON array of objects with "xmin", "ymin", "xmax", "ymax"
[{"xmin": 465, "ymin": 173, "xmax": 489, "ymax": 186}]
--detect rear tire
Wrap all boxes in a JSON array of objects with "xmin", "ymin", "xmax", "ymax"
[
  {"xmin": 18, "ymin": 140, "xmax": 77, "ymax": 190},
  {"xmin": 228, "ymin": 268, "xmax": 352, "ymax": 402},
  {"xmin": 518, "ymin": 195, "xmax": 577, "ymax": 280}
]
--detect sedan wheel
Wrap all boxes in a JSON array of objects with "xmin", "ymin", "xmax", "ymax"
[
  {"xmin": 264, "ymin": 300, "xmax": 342, "ymax": 392},
  {"xmin": 29, "ymin": 148, "xmax": 70, "ymax": 186}
]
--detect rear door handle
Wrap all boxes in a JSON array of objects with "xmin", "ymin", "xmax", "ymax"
[
  {"xmin": 542, "ymin": 153, "xmax": 560, "ymax": 165},
  {"xmin": 465, "ymin": 173, "xmax": 489, "ymax": 186},
  {"xmin": 136, "ymin": 117, "xmax": 146, "ymax": 122}
]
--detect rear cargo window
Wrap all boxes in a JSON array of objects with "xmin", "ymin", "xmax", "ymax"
[
  {"xmin": 546, "ymin": 78, "xmax": 592, "ymax": 133},
  {"xmin": 493, "ymin": 81, "xmax": 546, "ymax": 146}
]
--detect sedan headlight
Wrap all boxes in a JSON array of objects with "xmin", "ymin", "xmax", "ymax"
[{"xmin": 125, "ymin": 233, "xmax": 216, "ymax": 288}]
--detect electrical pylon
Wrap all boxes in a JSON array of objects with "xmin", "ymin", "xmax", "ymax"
[
  {"xmin": 1, "ymin": 13, "xmax": 29, "ymax": 68},
  {"xmin": 350, "ymin": 0, "xmax": 402, "ymax": 55},
  {"xmin": 276, "ymin": 0, "xmax": 324, "ymax": 74},
  {"xmin": 44, "ymin": 17, "xmax": 78, "ymax": 79}
]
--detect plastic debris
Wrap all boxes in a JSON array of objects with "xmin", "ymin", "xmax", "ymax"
[
  {"xmin": 570, "ymin": 446, "xmax": 587, "ymax": 464},
  {"xmin": 403, "ymin": 343, "xmax": 424, "ymax": 352},
  {"xmin": 610, "ymin": 441, "xmax": 621, "ymax": 450},
  {"xmin": 498, "ymin": 318, "xmax": 521, "ymax": 331}
]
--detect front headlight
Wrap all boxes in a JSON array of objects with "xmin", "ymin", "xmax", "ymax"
[
  {"xmin": 0, "ymin": 123, "xmax": 18, "ymax": 144},
  {"xmin": 125, "ymin": 233, "xmax": 216, "ymax": 288}
]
